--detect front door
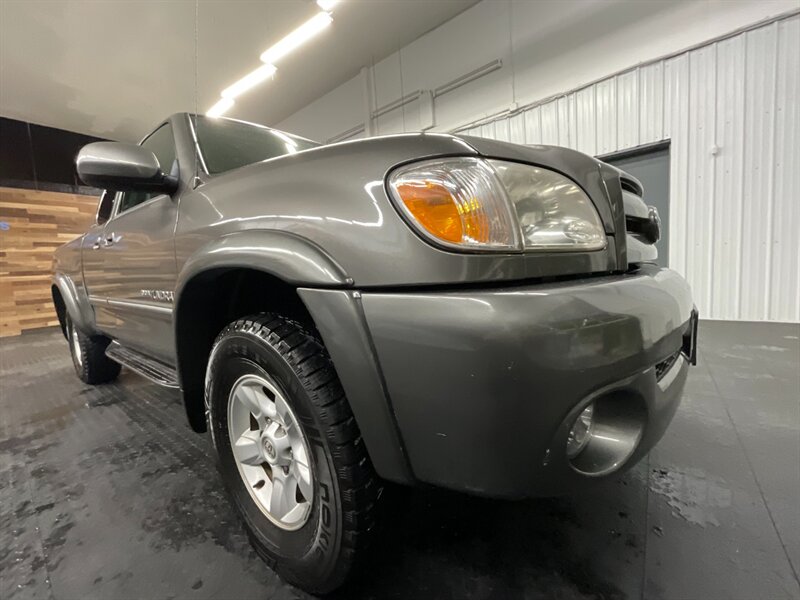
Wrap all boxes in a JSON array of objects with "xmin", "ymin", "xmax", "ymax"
[{"xmin": 82, "ymin": 123, "xmax": 180, "ymax": 364}]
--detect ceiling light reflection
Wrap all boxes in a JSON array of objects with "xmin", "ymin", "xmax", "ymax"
[
  {"xmin": 207, "ymin": 97, "xmax": 234, "ymax": 118},
  {"xmin": 260, "ymin": 12, "xmax": 333, "ymax": 65},
  {"xmin": 221, "ymin": 64, "xmax": 277, "ymax": 99}
]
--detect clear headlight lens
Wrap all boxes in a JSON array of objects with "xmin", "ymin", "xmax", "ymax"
[
  {"xmin": 388, "ymin": 158, "xmax": 606, "ymax": 252},
  {"xmin": 490, "ymin": 160, "xmax": 607, "ymax": 251}
]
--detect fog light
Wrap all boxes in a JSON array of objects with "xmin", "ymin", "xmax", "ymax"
[{"xmin": 566, "ymin": 404, "xmax": 595, "ymax": 458}]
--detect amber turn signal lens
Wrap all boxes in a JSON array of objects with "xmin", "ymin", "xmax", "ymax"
[
  {"xmin": 388, "ymin": 157, "xmax": 520, "ymax": 250},
  {"xmin": 395, "ymin": 182, "xmax": 490, "ymax": 244}
]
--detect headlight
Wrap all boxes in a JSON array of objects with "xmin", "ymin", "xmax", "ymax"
[
  {"xmin": 490, "ymin": 160, "xmax": 607, "ymax": 251},
  {"xmin": 388, "ymin": 158, "xmax": 606, "ymax": 252}
]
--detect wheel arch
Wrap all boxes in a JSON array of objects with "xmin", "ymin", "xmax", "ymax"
[
  {"xmin": 173, "ymin": 229, "xmax": 353, "ymax": 431},
  {"xmin": 174, "ymin": 265, "xmax": 320, "ymax": 433},
  {"xmin": 52, "ymin": 273, "xmax": 95, "ymax": 337},
  {"xmin": 173, "ymin": 231, "xmax": 413, "ymax": 483}
]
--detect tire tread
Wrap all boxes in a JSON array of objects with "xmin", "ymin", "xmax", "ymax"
[
  {"xmin": 208, "ymin": 313, "xmax": 382, "ymax": 593},
  {"xmin": 67, "ymin": 316, "xmax": 121, "ymax": 385}
]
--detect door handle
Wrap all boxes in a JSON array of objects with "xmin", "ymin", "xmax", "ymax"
[{"xmin": 103, "ymin": 233, "xmax": 120, "ymax": 246}]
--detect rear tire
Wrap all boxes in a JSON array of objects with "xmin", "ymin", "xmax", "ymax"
[
  {"xmin": 205, "ymin": 313, "xmax": 381, "ymax": 594},
  {"xmin": 66, "ymin": 315, "xmax": 121, "ymax": 384}
]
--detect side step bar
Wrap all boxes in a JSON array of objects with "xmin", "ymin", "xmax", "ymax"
[{"xmin": 105, "ymin": 341, "xmax": 179, "ymax": 389}]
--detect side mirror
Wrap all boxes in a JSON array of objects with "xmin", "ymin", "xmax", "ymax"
[{"xmin": 76, "ymin": 142, "xmax": 178, "ymax": 193}]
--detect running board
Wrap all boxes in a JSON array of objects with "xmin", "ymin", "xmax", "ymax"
[{"xmin": 105, "ymin": 341, "xmax": 179, "ymax": 389}]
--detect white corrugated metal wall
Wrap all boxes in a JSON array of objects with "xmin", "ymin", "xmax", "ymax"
[{"xmin": 455, "ymin": 15, "xmax": 799, "ymax": 323}]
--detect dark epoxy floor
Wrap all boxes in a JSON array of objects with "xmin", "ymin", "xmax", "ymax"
[{"xmin": 1, "ymin": 321, "xmax": 799, "ymax": 600}]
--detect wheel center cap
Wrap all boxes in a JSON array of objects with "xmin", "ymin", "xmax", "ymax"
[{"xmin": 263, "ymin": 439, "xmax": 276, "ymax": 459}]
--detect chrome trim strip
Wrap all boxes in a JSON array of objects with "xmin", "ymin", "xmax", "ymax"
[
  {"xmin": 657, "ymin": 354, "xmax": 686, "ymax": 392},
  {"xmin": 89, "ymin": 295, "xmax": 172, "ymax": 315},
  {"xmin": 106, "ymin": 341, "xmax": 179, "ymax": 388}
]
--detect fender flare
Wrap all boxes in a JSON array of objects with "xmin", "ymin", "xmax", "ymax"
[
  {"xmin": 172, "ymin": 229, "xmax": 351, "ymax": 432},
  {"xmin": 174, "ymin": 229, "xmax": 352, "ymax": 304},
  {"xmin": 52, "ymin": 272, "xmax": 96, "ymax": 335}
]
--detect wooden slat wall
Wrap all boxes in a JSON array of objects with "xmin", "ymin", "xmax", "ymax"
[{"xmin": 0, "ymin": 187, "xmax": 98, "ymax": 337}]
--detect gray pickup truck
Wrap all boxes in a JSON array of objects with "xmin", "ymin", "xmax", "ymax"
[{"xmin": 53, "ymin": 113, "xmax": 697, "ymax": 593}]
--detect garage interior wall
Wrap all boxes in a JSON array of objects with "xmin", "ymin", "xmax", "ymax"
[
  {"xmin": 277, "ymin": 2, "xmax": 799, "ymax": 323},
  {"xmin": 0, "ymin": 119, "xmax": 102, "ymax": 336},
  {"xmin": 0, "ymin": 187, "xmax": 97, "ymax": 336}
]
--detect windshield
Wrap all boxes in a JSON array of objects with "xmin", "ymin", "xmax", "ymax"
[{"xmin": 194, "ymin": 116, "xmax": 320, "ymax": 174}]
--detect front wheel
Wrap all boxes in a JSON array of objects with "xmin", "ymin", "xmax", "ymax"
[
  {"xmin": 205, "ymin": 314, "xmax": 381, "ymax": 594},
  {"xmin": 66, "ymin": 315, "xmax": 120, "ymax": 384}
]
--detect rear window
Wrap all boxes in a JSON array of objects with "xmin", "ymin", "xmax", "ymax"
[{"xmin": 195, "ymin": 116, "xmax": 319, "ymax": 174}]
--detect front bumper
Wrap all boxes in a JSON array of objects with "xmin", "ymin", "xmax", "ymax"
[{"xmin": 358, "ymin": 265, "xmax": 695, "ymax": 498}]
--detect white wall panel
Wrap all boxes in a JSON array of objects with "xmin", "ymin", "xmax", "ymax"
[
  {"xmin": 664, "ymin": 53, "xmax": 690, "ymax": 278},
  {"xmin": 639, "ymin": 62, "xmax": 664, "ymax": 144},
  {"xmin": 540, "ymin": 101, "xmax": 559, "ymax": 145},
  {"xmin": 595, "ymin": 78, "xmax": 616, "ymax": 154},
  {"xmin": 277, "ymin": 73, "xmax": 363, "ymax": 141},
  {"xmin": 508, "ymin": 112, "xmax": 526, "ymax": 145},
  {"xmin": 373, "ymin": 53, "xmax": 402, "ymax": 111},
  {"xmin": 616, "ymin": 70, "xmax": 639, "ymax": 150},
  {"xmin": 711, "ymin": 35, "xmax": 746, "ymax": 320},
  {"xmin": 557, "ymin": 96, "xmax": 574, "ymax": 148},
  {"xmin": 771, "ymin": 18, "xmax": 800, "ymax": 322},
  {"xmin": 686, "ymin": 45, "xmax": 717, "ymax": 313},
  {"xmin": 523, "ymin": 106, "xmax": 541, "ymax": 145},
  {"xmin": 740, "ymin": 24, "xmax": 778, "ymax": 321},
  {"xmin": 575, "ymin": 87, "xmax": 596, "ymax": 155},
  {"xmin": 494, "ymin": 118, "xmax": 511, "ymax": 143}
]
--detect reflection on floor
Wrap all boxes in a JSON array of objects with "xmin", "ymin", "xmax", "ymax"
[{"xmin": 1, "ymin": 321, "xmax": 798, "ymax": 600}]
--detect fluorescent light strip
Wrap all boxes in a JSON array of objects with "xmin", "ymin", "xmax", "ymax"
[
  {"xmin": 207, "ymin": 97, "xmax": 234, "ymax": 118},
  {"xmin": 209, "ymin": 6, "xmax": 339, "ymax": 118},
  {"xmin": 260, "ymin": 12, "xmax": 333, "ymax": 65},
  {"xmin": 221, "ymin": 63, "xmax": 277, "ymax": 99}
]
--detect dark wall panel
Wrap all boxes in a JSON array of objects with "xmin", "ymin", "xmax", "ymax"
[
  {"xmin": 0, "ymin": 117, "xmax": 105, "ymax": 194},
  {"xmin": 0, "ymin": 119, "xmax": 36, "ymax": 183}
]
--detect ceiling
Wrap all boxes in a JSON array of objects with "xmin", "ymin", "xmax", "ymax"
[{"xmin": 0, "ymin": 0, "xmax": 477, "ymax": 142}]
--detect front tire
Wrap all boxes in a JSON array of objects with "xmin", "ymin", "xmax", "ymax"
[
  {"xmin": 205, "ymin": 314, "xmax": 381, "ymax": 594},
  {"xmin": 66, "ymin": 315, "xmax": 121, "ymax": 384}
]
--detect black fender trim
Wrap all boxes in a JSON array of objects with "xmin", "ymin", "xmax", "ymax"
[{"xmin": 298, "ymin": 288, "xmax": 414, "ymax": 485}]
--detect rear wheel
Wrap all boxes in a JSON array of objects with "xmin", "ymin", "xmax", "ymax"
[
  {"xmin": 66, "ymin": 315, "xmax": 121, "ymax": 384},
  {"xmin": 205, "ymin": 314, "xmax": 381, "ymax": 594}
]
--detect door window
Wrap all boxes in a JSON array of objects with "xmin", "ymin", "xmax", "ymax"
[
  {"xmin": 116, "ymin": 123, "xmax": 178, "ymax": 215},
  {"xmin": 96, "ymin": 189, "xmax": 115, "ymax": 224}
]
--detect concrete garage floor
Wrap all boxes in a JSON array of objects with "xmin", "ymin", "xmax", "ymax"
[{"xmin": 1, "ymin": 321, "xmax": 798, "ymax": 600}]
